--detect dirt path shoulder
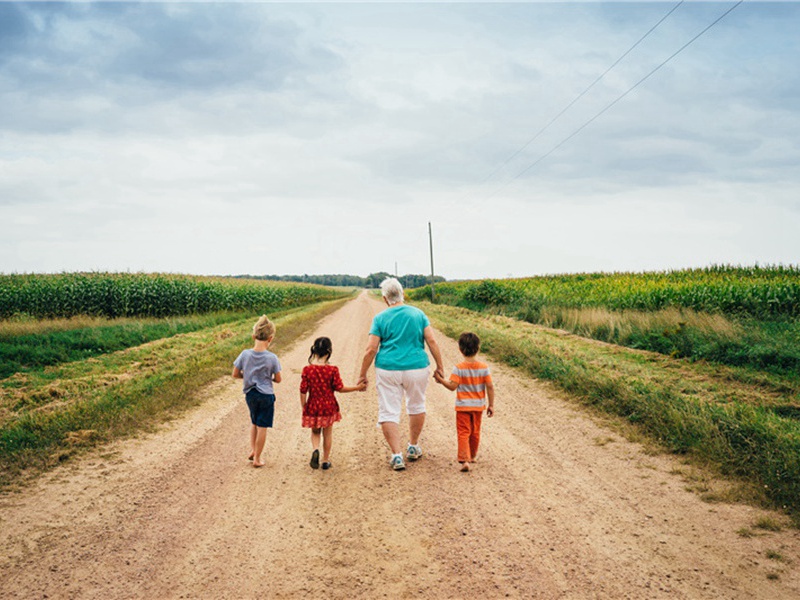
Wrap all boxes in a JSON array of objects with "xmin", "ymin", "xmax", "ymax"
[{"xmin": 1, "ymin": 291, "xmax": 798, "ymax": 599}]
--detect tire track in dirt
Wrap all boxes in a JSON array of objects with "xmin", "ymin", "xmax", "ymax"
[{"xmin": 1, "ymin": 291, "xmax": 799, "ymax": 599}]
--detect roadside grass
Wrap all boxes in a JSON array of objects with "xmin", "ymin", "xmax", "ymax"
[
  {"xmin": 0, "ymin": 298, "xmax": 348, "ymax": 489},
  {"xmin": 418, "ymin": 301, "xmax": 800, "ymax": 520},
  {"xmin": 0, "ymin": 311, "xmax": 251, "ymax": 379},
  {"xmin": 486, "ymin": 303, "xmax": 799, "ymax": 388}
]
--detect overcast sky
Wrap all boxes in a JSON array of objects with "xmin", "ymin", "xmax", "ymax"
[{"xmin": 1, "ymin": 1, "xmax": 798, "ymax": 280}]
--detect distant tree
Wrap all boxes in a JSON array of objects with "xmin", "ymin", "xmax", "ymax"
[
  {"xmin": 365, "ymin": 272, "xmax": 391, "ymax": 288},
  {"xmin": 226, "ymin": 272, "xmax": 444, "ymax": 288},
  {"xmin": 399, "ymin": 274, "xmax": 445, "ymax": 289}
]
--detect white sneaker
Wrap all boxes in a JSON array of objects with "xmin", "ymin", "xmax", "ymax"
[
  {"xmin": 406, "ymin": 444, "xmax": 422, "ymax": 461},
  {"xmin": 390, "ymin": 454, "xmax": 406, "ymax": 471}
]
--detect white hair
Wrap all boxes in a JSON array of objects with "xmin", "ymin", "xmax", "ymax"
[{"xmin": 380, "ymin": 277, "xmax": 404, "ymax": 305}]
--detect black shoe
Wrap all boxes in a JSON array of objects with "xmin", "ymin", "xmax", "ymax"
[
  {"xmin": 322, "ymin": 462, "xmax": 332, "ymax": 470},
  {"xmin": 310, "ymin": 449, "xmax": 320, "ymax": 469}
]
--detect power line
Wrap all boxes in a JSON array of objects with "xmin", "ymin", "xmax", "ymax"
[
  {"xmin": 496, "ymin": 0, "xmax": 744, "ymax": 193},
  {"xmin": 478, "ymin": 0, "xmax": 686, "ymax": 188}
]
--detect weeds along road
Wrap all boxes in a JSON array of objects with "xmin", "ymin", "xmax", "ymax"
[{"xmin": 1, "ymin": 291, "xmax": 799, "ymax": 599}]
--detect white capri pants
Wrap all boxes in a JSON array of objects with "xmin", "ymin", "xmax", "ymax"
[{"xmin": 375, "ymin": 367, "xmax": 430, "ymax": 424}]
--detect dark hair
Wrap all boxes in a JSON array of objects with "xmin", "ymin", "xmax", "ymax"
[
  {"xmin": 458, "ymin": 332, "xmax": 480, "ymax": 357},
  {"xmin": 309, "ymin": 336, "xmax": 333, "ymax": 363}
]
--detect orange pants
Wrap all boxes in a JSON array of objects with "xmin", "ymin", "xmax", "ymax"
[{"xmin": 456, "ymin": 410, "xmax": 483, "ymax": 462}]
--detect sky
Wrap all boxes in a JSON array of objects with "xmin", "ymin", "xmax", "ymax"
[{"xmin": 1, "ymin": 1, "xmax": 798, "ymax": 280}]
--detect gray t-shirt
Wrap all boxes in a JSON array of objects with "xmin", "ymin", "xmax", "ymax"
[{"xmin": 233, "ymin": 349, "xmax": 281, "ymax": 395}]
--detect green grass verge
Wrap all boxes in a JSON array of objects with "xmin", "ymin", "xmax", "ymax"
[
  {"xmin": 420, "ymin": 301, "xmax": 800, "ymax": 518},
  {"xmin": 0, "ymin": 298, "xmax": 348, "ymax": 489},
  {"xmin": 0, "ymin": 312, "xmax": 253, "ymax": 379}
]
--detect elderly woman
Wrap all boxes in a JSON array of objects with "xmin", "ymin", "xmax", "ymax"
[{"xmin": 358, "ymin": 278, "xmax": 444, "ymax": 471}]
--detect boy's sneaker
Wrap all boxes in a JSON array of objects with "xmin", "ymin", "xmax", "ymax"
[
  {"xmin": 390, "ymin": 454, "xmax": 406, "ymax": 471},
  {"xmin": 406, "ymin": 444, "xmax": 423, "ymax": 462}
]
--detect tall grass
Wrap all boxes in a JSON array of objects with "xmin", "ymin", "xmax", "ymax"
[
  {"xmin": 0, "ymin": 272, "xmax": 348, "ymax": 319},
  {"xmin": 538, "ymin": 305, "xmax": 740, "ymax": 345}
]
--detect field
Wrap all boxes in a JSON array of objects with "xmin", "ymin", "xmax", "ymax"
[
  {"xmin": 0, "ymin": 272, "xmax": 346, "ymax": 319},
  {"xmin": 414, "ymin": 265, "xmax": 800, "ymax": 317},
  {"xmin": 410, "ymin": 265, "xmax": 800, "ymax": 380}
]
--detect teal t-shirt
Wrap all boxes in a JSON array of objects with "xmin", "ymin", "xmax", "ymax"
[{"xmin": 369, "ymin": 304, "xmax": 431, "ymax": 371}]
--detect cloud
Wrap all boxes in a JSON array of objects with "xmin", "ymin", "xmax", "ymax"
[
  {"xmin": 0, "ymin": 3, "xmax": 344, "ymax": 136},
  {"xmin": 1, "ymin": 2, "xmax": 799, "ymax": 277}
]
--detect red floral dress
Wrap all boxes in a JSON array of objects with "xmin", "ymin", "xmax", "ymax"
[{"xmin": 300, "ymin": 364, "xmax": 344, "ymax": 428}]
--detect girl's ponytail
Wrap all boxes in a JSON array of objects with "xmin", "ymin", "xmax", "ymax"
[{"xmin": 308, "ymin": 336, "xmax": 333, "ymax": 363}]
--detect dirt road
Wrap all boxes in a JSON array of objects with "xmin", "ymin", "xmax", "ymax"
[{"xmin": 1, "ymin": 291, "xmax": 799, "ymax": 599}]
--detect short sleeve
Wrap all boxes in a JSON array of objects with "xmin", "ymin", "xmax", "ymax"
[
  {"xmin": 300, "ymin": 367, "xmax": 309, "ymax": 393},
  {"xmin": 449, "ymin": 366, "xmax": 461, "ymax": 384},
  {"xmin": 273, "ymin": 356, "xmax": 282, "ymax": 373},
  {"xmin": 368, "ymin": 315, "xmax": 381, "ymax": 338},
  {"xmin": 331, "ymin": 367, "xmax": 344, "ymax": 391},
  {"xmin": 233, "ymin": 351, "xmax": 245, "ymax": 369}
]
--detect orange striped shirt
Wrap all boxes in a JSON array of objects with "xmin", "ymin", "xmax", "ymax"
[{"xmin": 450, "ymin": 360, "xmax": 492, "ymax": 411}]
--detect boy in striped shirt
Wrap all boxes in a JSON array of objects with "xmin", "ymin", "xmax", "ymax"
[{"xmin": 434, "ymin": 332, "xmax": 495, "ymax": 472}]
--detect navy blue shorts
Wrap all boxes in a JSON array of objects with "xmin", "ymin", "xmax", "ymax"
[{"xmin": 245, "ymin": 389, "xmax": 276, "ymax": 428}]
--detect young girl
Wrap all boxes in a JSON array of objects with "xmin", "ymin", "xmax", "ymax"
[
  {"xmin": 232, "ymin": 315, "xmax": 282, "ymax": 468},
  {"xmin": 300, "ymin": 337, "xmax": 365, "ymax": 470}
]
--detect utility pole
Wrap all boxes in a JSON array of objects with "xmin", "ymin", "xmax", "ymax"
[{"xmin": 428, "ymin": 222, "xmax": 436, "ymax": 303}]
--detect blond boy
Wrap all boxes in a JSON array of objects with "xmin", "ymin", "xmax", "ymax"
[{"xmin": 232, "ymin": 315, "xmax": 282, "ymax": 468}]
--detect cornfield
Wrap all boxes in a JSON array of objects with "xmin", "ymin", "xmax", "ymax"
[
  {"xmin": 0, "ymin": 273, "xmax": 347, "ymax": 319},
  {"xmin": 411, "ymin": 265, "xmax": 800, "ymax": 319}
]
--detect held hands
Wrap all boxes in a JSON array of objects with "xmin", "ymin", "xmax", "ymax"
[{"xmin": 355, "ymin": 380, "xmax": 367, "ymax": 392}]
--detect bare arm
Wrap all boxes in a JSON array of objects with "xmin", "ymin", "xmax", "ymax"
[
  {"xmin": 486, "ymin": 380, "xmax": 495, "ymax": 417},
  {"xmin": 358, "ymin": 335, "xmax": 380, "ymax": 386},
  {"xmin": 434, "ymin": 372, "xmax": 459, "ymax": 391},
  {"xmin": 339, "ymin": 382, "xmax": 367, "ymax": 393},
  {"xmin": 300, "ymin": 391, "xmax": 307, "ymax": 409},
  {"xmin": 423, "ymin": 326, "xmax": 445, "ymax": 379},
  {"xmin": 232, "ymin": 366, "xmax": 243, "ymax": 379},
  {"xmin": 273, "ymin": 372, "xmax": 282, "ymax": 384}
]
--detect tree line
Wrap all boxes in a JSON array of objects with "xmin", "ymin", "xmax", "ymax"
[{"xmin": 231, "ymin": 272, "xmax": 446, "ymax": 289}]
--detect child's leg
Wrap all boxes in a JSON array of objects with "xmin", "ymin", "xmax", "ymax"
[
  {"xmin": 311, "ymin": 428, "xmax": 322, "ymax": 450},
  {"xmin": 456, "ymin": 412, "xmax": 472, "ymax": 464},
  {"xmin": 469, "ymin": 412, "xmax": 483, "ymax": 461},
  {"xmin": 253, "ymin": 426, "xmax": 268, "ymax": 467},
  {"xmin": 321, "ymin": 425, "xmax": 333, "ymax": 462},
  {"xmin": 249, "ymin": 424, "xmax": 258, "ymax": 459}
]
